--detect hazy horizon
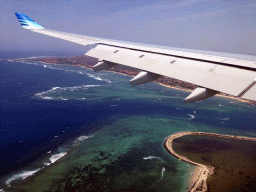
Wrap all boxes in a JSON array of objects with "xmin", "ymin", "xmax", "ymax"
[{"xmin": 1, "ymin": 0, "xmax": 256, "ymax": 55}]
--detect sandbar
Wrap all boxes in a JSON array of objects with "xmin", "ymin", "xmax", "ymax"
[{"xmin": 164, "ymin": 131, "xmax": 256, "ymax": 192}]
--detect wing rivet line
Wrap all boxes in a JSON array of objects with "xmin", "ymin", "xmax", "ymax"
[{"xmin": 99, "ymin": 43, "xmax": 256, "ymax": 72}]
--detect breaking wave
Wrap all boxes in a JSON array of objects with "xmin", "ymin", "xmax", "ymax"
[
  {"xmin": 14, "ymin": 60, "xmax": 39, "ymax": 65},
  {"xmin": 40, "ymin": 96, "xmax": 54, "ymax": 100},
  {"xmin": 143, "ymin": 156, "xmax": 163, "ymax": 162},
  {"xmin": 77, "ymin": 98, "xmax": 86, "ymax": 100},
  {"xmin": 103, "ymin": 79, "xmax": 111, "ymax": 83},
  {"xmin": 41, "ymin": 64, "xmax": 87, "ymax": 76},
  {"xmin": 17, "ymin": 60, "xmax": 112, "ymax": 83},
  {"xmin": 74, "ymin": 135, "xmax": 94, "ymax": 143},
  {"xmin": 87, "ymin": 74, "xmax": 111, "ymax": 83},
  {"xmin": 43, "ymin": 152, "xmax": 67, "ymax": 166},
  {"xmin": 160, "ymin": 167, "xmax": 165, "ymax": 181},
  {"xmin": 143, "ymin": 156, "xmax": 165, "ymax": 189},
  {"xmin": 26, "ymin": 62, "xmax": 112, "ymax": 83},
  {"xmin": 5, "ymin": 169, "xmax": 41, "ymax": 186},
  {"xmin": 169, "ymin": 114, "xmax": 195, "ymax": 120},
  {"xmin": 5, "ymin": 134, "xmax": 94, "ymax": 188},
  {"xmin": 49, "ymin": 152, "xmax": 67, "ymax": 164},
  {"xmin": 188, "ymin": 114, "xmax": 195, "ymax": 119},
  {"xmin": 217, "ymin": 117, "xmax": 229, "ymax": 121},
  {"xmin": 87, "ymin": 74, "xmax": 102, "ymax": 81},
  {"xmin": 43, "ymin": 64, "xmax": 64, "ymax": 71},
  {"xmin": 19, "ymin": 56, "xmax": 53, "ymax": 60},
  {"xmin": 147, "ymin": 167, "xmax": 165, "ymax": 190},
  {"xmin": 43, "ymin": 135, "xmax": 94, "ymax": 166},
  {"xmin": 35, "ymin": 85, "xmax": 100, "ymax": 100}
]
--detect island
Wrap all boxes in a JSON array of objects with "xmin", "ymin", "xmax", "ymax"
[{"xmin": 164, "ymin": 132, "xmax": 256, "ymax": 192}]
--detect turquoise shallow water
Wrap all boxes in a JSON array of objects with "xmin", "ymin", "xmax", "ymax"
[{"xmin": 1, "ymin": 59, "xmax": 256, "ymax": 191}]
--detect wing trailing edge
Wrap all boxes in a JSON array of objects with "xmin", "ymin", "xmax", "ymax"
[{"xmin": 14, "ymin": 13, "xmax": 256, "ymax": 103}]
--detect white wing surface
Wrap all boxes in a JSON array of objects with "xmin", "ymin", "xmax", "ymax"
[{"xmin": 15, "ymin": 13, "xmax": 256, "ymax": 103}]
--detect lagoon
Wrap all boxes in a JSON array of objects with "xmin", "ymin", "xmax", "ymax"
[{"xmin": 1, "ymin": 55, "xmax": 255, "ymax": 191}]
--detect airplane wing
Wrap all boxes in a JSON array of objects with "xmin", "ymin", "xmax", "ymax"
[{"xmin": 15, "ymin": 12, "xmax": 256, "ymax": 103}]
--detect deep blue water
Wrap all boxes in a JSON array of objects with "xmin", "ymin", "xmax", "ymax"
[
  {"xmin": 0, "ymin": 56, "xmax": 191, "ymax": 178},
  {"xmin": 1, "ymin": 60, "xmax": 99, "ymax": 176},
  {"xmin": 1, "ymin": 52, "xmax": 256, "ymax": 190}
]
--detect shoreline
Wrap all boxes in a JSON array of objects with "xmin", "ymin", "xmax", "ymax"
[
  {"xmin": 19, "ymin": 59, "xmax": 252, "ymax": 104},
  {"xmin": 164, "ymin": 131, "xmax": 256, "ymax": 192},
  {"xmin": 3, "ymin": 59, "xmax": 255, "ymax": 191},
  {"xmin": 2, "ymin": 126, "xmax": 97, "ymax": 190},
  {"xmin": 158, "ymin": 82, "xmax": 250, "ymax": 104}
]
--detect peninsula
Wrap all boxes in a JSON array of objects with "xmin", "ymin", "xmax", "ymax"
[
  {"xmin": 10, "ymin": 55, "xmax": 256, "ymax": 105},
  {"xmin": 164, "ymin": 132, "xmax": 256, "ymax": 192}
]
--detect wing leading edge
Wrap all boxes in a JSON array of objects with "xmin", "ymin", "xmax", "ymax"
[{"xmin": 15, "ymin": 13, "xmax": 256, "ymax": 103}]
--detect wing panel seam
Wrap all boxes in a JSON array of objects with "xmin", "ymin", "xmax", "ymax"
[{"xmin": 98, "ymin": 43, "xmax": 256, "ymax": 72}]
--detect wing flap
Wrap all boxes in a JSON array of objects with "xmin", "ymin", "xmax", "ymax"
[
  {"xmin": 15, "ymin": 12, "xmax": 256, "ymax": 102},
  {"xmin": 242, "ymin": 82, "xmax": 256, "ymax": 100},
  {"xmin": 86, "ymin": 45, "xmax": 256, "ymax": 97}
]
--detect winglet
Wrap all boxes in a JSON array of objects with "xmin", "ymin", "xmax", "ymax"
[{"xmin": 15, "ymin": 12, "xmax": 44, "ymax": 29}]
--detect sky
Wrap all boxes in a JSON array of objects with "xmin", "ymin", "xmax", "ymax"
[{"xmin": 1, "ymin": 0, "xmax": 256, "ymax": 55}]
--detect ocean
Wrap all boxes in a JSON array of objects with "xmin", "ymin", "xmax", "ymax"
[{"xmin": 0, "ymin": 51, "xmax": 255, "ymax": 191}]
